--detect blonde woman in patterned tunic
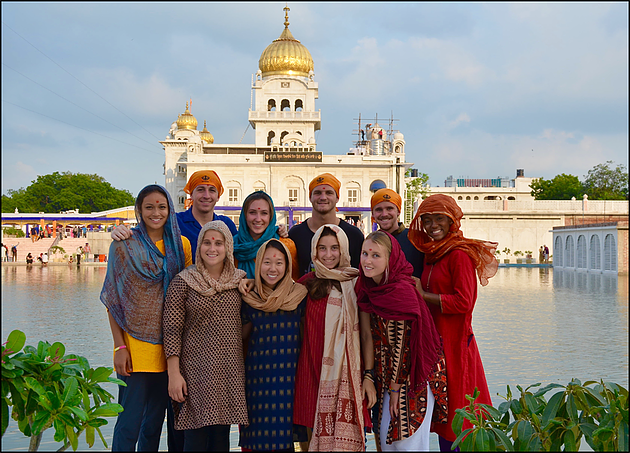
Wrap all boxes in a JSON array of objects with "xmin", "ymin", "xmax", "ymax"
[{"xmin": 163, "ymin": 220, "xmax": 249, "ymax": 451}]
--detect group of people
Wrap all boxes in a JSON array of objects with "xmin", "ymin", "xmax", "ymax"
[
  {"xmin": 538, "ymin": 245, "xmax": 550, "ymax": 263},
  {"xmin": 101, "ymin": 170, "xmax": 499, "ymax": 451}
]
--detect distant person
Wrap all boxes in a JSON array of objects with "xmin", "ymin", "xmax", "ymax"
[
  {"xmin": 68, "ymin": 255, "xmax": 74, "ymax": 264},
  {"xmin": 76, "ymin": 246, "xmax": 83, "ymax": 265},
  {"xmin": 101, "ymin": 184, "xmax": 192, "ymax": 451},
  {"xmin": 543, "ymin": 245, "xmax": 549, "ymax": 263},
  {"xmin": 371, "ymin": 188, "xmax": 424, "ymax": 279},
  {"xmin": 539, "ymin": 246, "xmax": 544, "ymax": 264},
  {"xmin": 11, "ymin": 245, "xmax": 18, "ymax": 262},
  {"xmin": 111, "ymin": 170, "xmax": 237, "ymax": 262},
  {"xmin": 41, "ymin": 252, "xmax": 48, "ymax": 267},
  {"xmin": 2, "ymin": 243, "xmax": 8, "ymax": 262},
  {"xmin": 408, "ymin": 194, "xmax": 498, "ymax": 452},
  {"xmin": 84, "ymin": 242, "xmax": 91, "ymax": 261},
  {"xmin": 26, "ymin": 253, "xmax": 34, "ymax": 265},
  {"xmin": 82, "ymin": 225, "xmax": 87, "ymax": 237},
  {"xmin": 288, "ymin": 173, "xmax": 364, "ymax": 277},
  {"xmin": 31, "ymin": 227, "xmax": 37, "ymax": 243}
]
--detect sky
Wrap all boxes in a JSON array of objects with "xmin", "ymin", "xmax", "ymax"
[{"xmin": 2, "ymin": 2, "xmax": 628, "ymax": 198}]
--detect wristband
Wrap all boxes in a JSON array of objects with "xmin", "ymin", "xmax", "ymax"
[
  {"xmin": 114, "ymin": 345, "xmax": 127, "ymax": 353},
  {"xmin": 389, "ymin": 388, "xmax": 400, "ymax": 393},
  {"xmin": 363, "ymin": 369, "xmax": 375, "ymax": 380}
]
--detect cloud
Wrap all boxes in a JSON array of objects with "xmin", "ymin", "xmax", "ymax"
[{"xmin": 449, "ymin": 113, "xmax": 471, "ymax": 129}]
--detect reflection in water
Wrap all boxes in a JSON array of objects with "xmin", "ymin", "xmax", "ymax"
[
  {"xmin": 474, "ymin": 268, "xmax": 628, "ymax": 410},
  {"xmin": 2, "ymin": 266, "xmax": 628, "ymax": 450}
]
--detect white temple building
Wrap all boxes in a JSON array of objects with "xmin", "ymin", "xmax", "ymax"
[{"xmin": 162, "ymin": 6, "xmax": 409, "ymax": 231}]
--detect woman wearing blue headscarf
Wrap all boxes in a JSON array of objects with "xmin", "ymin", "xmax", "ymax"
[
  {"xmin": 101, "ymin": 184, "xmax": 192, "ymax": 451},
  {"xmin": 233, "ymin": 191, "xmax": 299, "ymax": 280}
]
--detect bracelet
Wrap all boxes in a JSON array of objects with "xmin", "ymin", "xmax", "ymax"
[
  {"xmin": 114, "ymin": 345, "xmax": 127, "ymax": 353},
  {"xmin": 363, "ymin": 369, "xmax": 375, "ymax": 381},
  {"xmin": 389, "ymin": 388, "xmax": 400, "ymax": 393}
]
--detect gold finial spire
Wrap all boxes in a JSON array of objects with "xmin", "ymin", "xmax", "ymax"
[{"xmin": 284, "ymin": 4, "xmax": 290, "ymax": 28}]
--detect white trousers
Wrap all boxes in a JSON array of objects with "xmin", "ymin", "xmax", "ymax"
[{"xmin": 380, "ymin": 384, "xmax": 435, "ymax": 451}]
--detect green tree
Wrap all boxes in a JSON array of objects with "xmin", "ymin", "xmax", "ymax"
[
  {"xmin": 404, "ymin": 169, "xmax": 430, "ymax": 224},
  {"xmin": 2, "ymin": 172, "xmax": 135, "ymax": 213},
  {"xmin": 583, "ymin": 161, "xmax": 628, "ymax": 200},
  {"xmin": 530, "ymin": 174, "xmax": 583, "ymax": 200}
]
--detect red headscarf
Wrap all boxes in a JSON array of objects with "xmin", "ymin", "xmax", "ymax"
[
  {"xmin": 355, "ymin": 231, "xmax": 442, "ymax": 393},
  {"xmin": 408, "ymin": 194, "xmax": 498, "ymax": 286}
]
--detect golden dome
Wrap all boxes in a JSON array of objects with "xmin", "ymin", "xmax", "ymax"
[
  {"xmin": 176, "ymin": 102, "xmax": 197, "ymax": 131},
  {"xmin": 259, "ymin": 6, "xmax": 314, "ymax": 77},
  {"xmin": 200, "ymin": 120, "xmax": 214, "ymax": 144}
]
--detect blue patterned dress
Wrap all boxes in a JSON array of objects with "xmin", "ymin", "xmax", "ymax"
[{"xmin": 239, "ymin": 301, "xmax": 305, "ymax": 450}]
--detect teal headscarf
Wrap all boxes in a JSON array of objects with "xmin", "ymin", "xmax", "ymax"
[
  {"xmin": 233, "ymin": 191, "xmax": 279, "ymax": 278},
  {"xmin": 100, "ymin": 185, "xmax": 186, "ymax": 344}
]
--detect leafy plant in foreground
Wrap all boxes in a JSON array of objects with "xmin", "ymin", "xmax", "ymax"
[
  {"xmin": 1, "ymin": 330, "xmax": 125, "ymax": 451},
  {"xmin": 452, "ymin": 379, "xmax": 628, "ymax": 451}
]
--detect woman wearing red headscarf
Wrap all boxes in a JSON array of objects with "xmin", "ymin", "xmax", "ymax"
[{"xmin": 408, "ymin": 194, "xmax": 498, "ymax": 451}]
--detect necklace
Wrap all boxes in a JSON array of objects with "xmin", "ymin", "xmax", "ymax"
[{"xmin": 426, "ymin": 264, "xmax": 434, "ymax": 292}]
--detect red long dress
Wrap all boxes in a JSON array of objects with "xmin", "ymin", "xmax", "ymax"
[{"xmin": 420, "ymin": 249, "xmax": 492, "ymax": 441}]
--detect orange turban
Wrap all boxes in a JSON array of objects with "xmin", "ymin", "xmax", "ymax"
[
  {"xmin": 371, "ymin": 188, "xmax": 402, "ymax": 212},
  {"xmin": 309, "ymin": 173, "xmax": 340, "ymax": 197},
  {"xmin": 184, "ymin": 170, "xmax": 224, "ymax": 197}
]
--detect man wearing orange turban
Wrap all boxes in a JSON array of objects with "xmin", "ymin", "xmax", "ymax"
[
  {"xmin": 370, "ymin": 188, "xmax": 424, "ymax": 278},
  {"xmin": 288, "ymin": 173, "xmax": 364, "ymax": 276},
  {"xmin": 111, "ymin": 170, "xmax": 236, "ymax": 263}
]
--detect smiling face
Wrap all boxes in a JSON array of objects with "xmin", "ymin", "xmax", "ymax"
[
  {"xmin": 421, "ymin": 213, "xmax": 454, "ymax": 242},
  {"xmin": 316, "ymin": 233, "xmax": 341, "ymax": 269},
  {"xmin": 361, "ymin": 239, "xmax": 389, "ymax": 284},
  {"xmin": 191, "ymin": 184, "xmax": 219, "ymax": 214},
  {"xmin": 259, "ymin": 245, "xmax": 287, "ymax": 289},
  {"xmin": 246, "ymin": 199, "xmax": 271, "ymax": 240},
  {"xmin": 141, "ymin": 191, "xmax": 169, "ymax": 234},
  {"xmin": 310, "ymin": 184, "xmax": 339, "ymax": 215},
  {"xmin": 199, "ymin": 229, "xmax": 226, "ymax": 272},
  {"xmin": 372, "ymin": 201, "xmax": 400, "ymax": 233}
]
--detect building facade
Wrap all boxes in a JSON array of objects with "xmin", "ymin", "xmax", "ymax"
[{"xmin": 163, "ymin": 7, "xmax": 409, "ymax": 232}]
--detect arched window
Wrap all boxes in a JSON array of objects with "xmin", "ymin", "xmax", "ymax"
[
  {"xmin": 280, "ymin": 131, "xmax": 289, "ymax": 145},
  {"xmin": 281, "ymin": 99, "xmax": 291, "ymax": 111},
  {"xmin": 508, "ymin": 196, "xmax": 516, "ymax": 200},
  {"xmin": 458, "ymin": 196, "xmax": 463, "ymax": 200},
  {"xmin": 295, "ymin": 99, "xmax": 303, "ymax": 111},
  {"xmin": 466, "ymin": 196, "xmax": 471, "ymax": 200},
  {"xmin": 590, "ymin": 235, "xmax": 601, "ymax": 270},
  {"xmin": 267, "ymin": 131, "xmax": 276, "ymax": 146},
  {"xmin": 369, "ymin": 180, "xmax": 386, "ymax": 193},
  {"xmin": 576, "ymin": 235, "xmax": 586, "ymax": 269},
  {"xmin": 565, "ymin": 236, "xmax": 575, "ymax": 268},
  {"xmin": 474, "ymin": 196, "xmax": 479, "ymax": 200},
  {"xmin": 253, "ymin": 181, "xmax": 266, "ymax": 193},
  {"xmin": 554, "ymin": 236, "xmax": 563, "ymax": 267},
  {"xmin": 604, "ymin": 234, "xmax": 617, "ymax": 271},
  {"xmin": 267, "ymin": 99, "xmax": 276, "ymax": 111}
]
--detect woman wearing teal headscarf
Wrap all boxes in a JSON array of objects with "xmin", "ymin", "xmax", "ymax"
[{"xmin": 233, "ymin": 191, "xmax": 299, "ymax": 280}]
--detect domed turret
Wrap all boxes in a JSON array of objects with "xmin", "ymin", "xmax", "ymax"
[
  {"xmin": 200, "ymin": 120, "xmax": 214, "ymax": 144},
  {"xmin": 176, "ymin": 102, "xmax": 197, "ymax": 131},
  {"xmin": 259, "ymin": 6, "xmax": 314, "ymax": 77}
]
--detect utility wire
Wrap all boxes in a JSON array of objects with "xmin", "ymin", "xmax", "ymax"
[
  {"xmin": 2, "ymin": 21, "xmax": 162, "ymax": 142},
  {"xmin": 2, "ymin": 99, "xmax": 163, "ymax": 156},
  {"xmin": 3, "ymin": 63, "xmax": 162, "ymax": 150}
]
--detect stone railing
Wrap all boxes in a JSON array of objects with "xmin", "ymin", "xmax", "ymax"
[
  {"xmin": 248, "ymin": 110, "xmax": 321, "ymax": 120},
  {"xmin": 454, "ymin": 199, "xmax": 628, "ymax": 214}
]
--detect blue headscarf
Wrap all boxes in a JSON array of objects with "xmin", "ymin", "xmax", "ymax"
[
  {"xmin": 100, "ymin": 185, "xmax": 186, "ymax": 344},
  {"xmin": 233, "ymin": 191, "xmax": 279, "ymax": 279}
]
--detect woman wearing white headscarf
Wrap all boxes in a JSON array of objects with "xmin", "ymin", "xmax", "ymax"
[{"xmin": 163, "ymin": 220, "xmax": 248, "ymax": 451}]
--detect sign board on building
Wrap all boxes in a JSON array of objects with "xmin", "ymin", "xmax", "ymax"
[{"xmin": 264, "ymin": 151, "xmax": 322, "ymax": 162}]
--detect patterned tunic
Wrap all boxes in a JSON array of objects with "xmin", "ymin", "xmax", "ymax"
[
  {"xmin": 371, "ymin": 315, "xmax": 448, "ymax": 444},
  {"xmin": 239, "ymin": 302, "xmax": 305, "ymax": 450},
  {"xmin": 163, "ymin": 276, "xmax": 249, "ymax": 430}
]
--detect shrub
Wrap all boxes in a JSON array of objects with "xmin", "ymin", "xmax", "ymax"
[
  {"xmin": 452, "ymin": 380, "xmax": 629, "ymax": 451},
  {"xmin": 1, "ymin": 330, "xmax": 125, "ymax": 451}
]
